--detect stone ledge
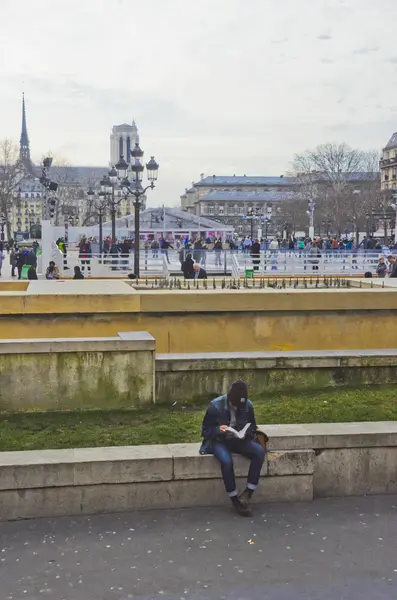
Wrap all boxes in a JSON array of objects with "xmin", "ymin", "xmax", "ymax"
[
  {"xmin": 0, "ymin": 476, "xmax": 313, "ymax": 521},
  {"xmin": 0, "ymin": 445, "xmax": 311, "ymax": 490},
  {"xmin": 0, "ymin": 331, "xmax": 155, "ymax": 354},
  {"xmin": 263, "ymin": 422, "xmax": 397, "ymax": 450},
  {"xmin": 156, "ymin": 349, "xmax": 397, "ymax": 371}
]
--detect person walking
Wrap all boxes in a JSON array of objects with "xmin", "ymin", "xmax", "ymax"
[
  {"xmin": 78, "ymin": 237, "xmax": 92, "ymax": 275},
  {"xmin": 214, "ymin": 238, "xmax": 223, "ymax": 267},
  {"xmin": 109, "ymin": 242, "xmax": 119, "ymax": 270},
  {"xmin": 376, "ymin": 257, "xmax": 387, "ymax": 278},
  {"xmin": 10, "ymin": 247, "xmax": 17, "ymax": 277},
  {"xmin": 182, "ymin": 252, "xmax": 194, "ymax": 279},
  {"xmin": 0, "ymin": 247, "xmax": 4, "ymax": 276},
  {"xmin": 251, "ymin": 239, "xmax": 261, "ymax": 272},
  {"xmin": 200, "ymin": 380, "xmax": 265, "ymax": 516}
]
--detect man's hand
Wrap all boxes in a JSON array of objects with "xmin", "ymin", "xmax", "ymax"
[{"xmin": 219, "ymin": 425, "xmax": 229, "ymax": 432}]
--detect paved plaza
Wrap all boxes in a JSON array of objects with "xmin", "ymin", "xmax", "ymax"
[{"xmin": 1, "ymin": 495, "xmax": 397, "ymax": 599}]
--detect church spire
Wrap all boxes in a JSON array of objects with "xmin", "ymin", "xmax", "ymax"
[{"xmin": 19, "ymin": 92, "xmax": 31, "ymax": 165}]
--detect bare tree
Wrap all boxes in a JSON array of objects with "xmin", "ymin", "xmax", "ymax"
[
  {"xmin": 0, "ymin": 139, "xmax": 26, "ymax": 240},
  {"xmin": 292, "ymin": 143, "xmax": 380, "ymax": 237}
]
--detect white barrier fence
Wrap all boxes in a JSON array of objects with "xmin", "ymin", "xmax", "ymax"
[{"xmin": 52, "ymin": 248, "xmax": 385, "ymax": 278}]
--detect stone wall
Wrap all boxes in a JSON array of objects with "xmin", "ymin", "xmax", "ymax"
[
  {"xmin": 0, "ymin": 332, "xmax": 155, "ymax": 412},
  {"xmin": 156, "ymin": 350, "xmax": 397, "ymax": 404},
  {"xmin": 1, "ymin": 422, "xmax": 396, "ymax": 520},
  {"xmin": 2, "ymin": 281, "xmax": 397, "ymax": 353}
]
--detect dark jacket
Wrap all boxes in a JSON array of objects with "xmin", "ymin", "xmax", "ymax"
[
  {"xmin": 195, "ymin": 267, "xmax": 207, "ymax": 279},
  {"xmin": 376, "ymin": 262, "xmax": 387, "ymax": 278},
  {"xmin": 390, "ymin": 262, "xmax": 397, "ymax": 278},
  {"xmin": 251, "ymin": 242, "xmax": 260, "ymax": 256},
  {"xmin": 78, "ymin": 242, "xmax": 92, "ymax": 258},
  {"xmin": 200, "ymin": 394, "xmax": 257, "ymax": 454},
  {"xmin": 182, "ymin": 256, "xmax": 194, "ymax": 279},
  {"xmin": 26, "ymin": 251, "xmax": 37, "ymax": 268}
]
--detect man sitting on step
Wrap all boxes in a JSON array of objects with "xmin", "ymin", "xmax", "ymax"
[{"xmin": 200, "ymin": 380, "xmax": 266, "ymax": 516}]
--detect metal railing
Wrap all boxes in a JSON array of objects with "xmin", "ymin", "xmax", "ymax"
[{"xmin": 54, "ymin": 248, "xmax": 386, "ymax": 278}]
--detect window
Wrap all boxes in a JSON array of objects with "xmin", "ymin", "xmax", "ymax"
[
  {"xmin": 119, "ymin": 136, "xmax": 123, "ymax": 158},
  {"xmin": 209, "ymin": 205, "xmax": 215, "ymax": 215},
  {"xmin": 219, "ymin": 205, "xmax": 224, "ymax": 215},
  {"xmin": 238, "ymin": 205, "xmax": 244, "ymax": 215},
  {"xmin": 393, "ymin": 168, "xmax": 397, "ymax": 180},
  {"xmin": 228, "ymin": 205, "xmax": 234, "ymax": 215}
]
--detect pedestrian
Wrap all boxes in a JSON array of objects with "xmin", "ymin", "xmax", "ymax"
[
  {"xmin": 251, "ymin": 238, "xmax": 261, "ymax": 272},
  {"xmin": 182, "ymin": 252, "xmax": 194, "ymax": 279},
  {"xmin": 78, "ymin": 236, "xmax": 92, "ymax": 275},
  {"xmin": 387, "ymin": 256, "xmax": 397, "ymax": 278},
  {"xmin": 109, "ymin": 242, "xmax": 119, "ymax": 270},
  {"xmin": 16, "ymin": 247, "xmax": 29, "ymax": 279},
  {"xmin": 309, "ymin": 242, "xmax": 321, "ymax": 271},
  {"xmin": 45, "ymin": 261, "xmax": 60, "ymax": 280},
  {"xmin": 214, "ymin": 238, "xmax": 223, "ymax": 267},
  {"xmin": 0, "ymin": 247, "xmax": 4, "ymax": 276},
  {"xmin": 151, "ymin": 239, "xmax": 159, "ymax": 259},
  {"xmin": 160, "ymin": 238, "xmax": 173, "ymax": 264},
  {"xmin": 73, "ymin": 265, "xmax": 85, "ymax": 279},
  {"xmin": 120, "ymin": 239, "xmax": 130, "ymax": 270},
  {"xmin": 376, "ymin": 257, "xmax": 387, "ymax": 278},
  {"xmin": 200, "ymin": 380, "xmax": 266, "ymax": 516},
  {"xmin": 10, "ymin": 247, "xmax": 17, "ymax": 277},
  {"xmin": 27, "ymin": 266, "xmax": 38, "ymax": 280}
]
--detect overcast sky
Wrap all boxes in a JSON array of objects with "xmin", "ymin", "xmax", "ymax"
[{"xmin": 1, "ymin": 0, "xmax": 397, "ymax": 206}]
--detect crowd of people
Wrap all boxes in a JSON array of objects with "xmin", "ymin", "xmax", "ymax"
[{"xmin": 0, "ymin": 240, "xmax": 40, "ymax": 280}]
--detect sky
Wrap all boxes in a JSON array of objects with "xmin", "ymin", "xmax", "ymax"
[{"xmin": 1, "ymin": 0, "xmax": 397, "ymax": 207}]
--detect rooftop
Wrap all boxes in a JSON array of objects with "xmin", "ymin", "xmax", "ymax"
[
  {"xmin": 195, "ymin": 175, "xmax": 296, "ymax": 187},
  {"xmin": 199, "ymin": 190, "xmax": 301, "ymax": 202},
  {"xmin": 385, "ymin": 132, "xmax": 397, "ymax": 150}
]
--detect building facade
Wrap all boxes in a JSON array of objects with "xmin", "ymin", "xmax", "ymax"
[
  {"xmin": 180, "ymin": 174, "xmax": 299, "ymax": 237},
  {"xmin": 10, "ymin": 102, "xmax": 144, "ymax": 237},
  {"xmin": 110, "ymin": 122, "xmax": 139, "ymax": 166},
  {"xmin": 380, "ymin": 133, "xmax": 397, "ymax": 192}
]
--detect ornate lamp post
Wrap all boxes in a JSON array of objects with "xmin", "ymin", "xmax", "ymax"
[
  {"xmin": 99, "ymin": 168, "xmax": 124, "ymax": 243},
  {"xmin": 391, "ymin": 189, "xmax": 397, "ymax": 244},
  {"xmin": 306, "ymin": 197, "xmax": 316, "ymax": 239},
  {"xmin": 0, "ymin": 212, "xmax": 5, "ymax": 242},
  {"xmin": 115, "ymin": 144, "xmax": 159, "ymax": 277},
  {"xmin": 87, "ymin": 186, "xmax": 108, "ymax": 255}
]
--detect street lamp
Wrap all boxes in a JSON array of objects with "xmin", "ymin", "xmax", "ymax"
[
  {"xmin": 0, "ymin": 212, "xmax": 5, "ymax": 242},
  {"xmin": 116, "ymin": 145, "xmax": 159, "ymax": 277},
  {"xmin": 243, "ymin": 207, "xmax": 259, "ymax": 239},
  {"xmin": 87, "ymin": 186, "xmax": 108, "ymax": 255},
  {"xmin": 306, "ymin": 198, "xmax": 316, "ymax": 239},
  {"xmin": 391, "ymin": 189, "xmax": 397, "ymax": 244}
]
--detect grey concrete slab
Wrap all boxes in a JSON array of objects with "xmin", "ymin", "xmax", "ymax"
[{"xmin": 0, "ymin": 495, "xmax": 397, "ymax": 599}]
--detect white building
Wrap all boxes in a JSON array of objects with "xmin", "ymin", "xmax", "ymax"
[{"xmin": 110, "ymin": 121, "xmax": 139, "ymax": 166}]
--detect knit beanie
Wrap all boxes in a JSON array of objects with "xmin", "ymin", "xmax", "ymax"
[{"xmin": 227, "ymin": 380, "xmax": 248, "ymax": 408}]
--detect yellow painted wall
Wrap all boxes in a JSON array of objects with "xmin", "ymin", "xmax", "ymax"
[
  {"xmin": 1, "ymin": 310, "xmax": 397, "ymax": 353},
  {"xmin": 2, "ymin": 286, "xmax": 397, "ymax": 353}
]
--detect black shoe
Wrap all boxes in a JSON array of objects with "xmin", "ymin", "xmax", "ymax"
[
  {"xmin": 238, "ymin": 488, "xmax": 253, "ymax": 508},
  {"xmin": 231, "ymin": 496, "xmax": 251, "ymax": 517}
]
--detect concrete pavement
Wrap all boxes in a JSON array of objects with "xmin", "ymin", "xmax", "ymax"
[{"xmin": 1, "ymin": 495, "xmax": 397, "ymax": 599}]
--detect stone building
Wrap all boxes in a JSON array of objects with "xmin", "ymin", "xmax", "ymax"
[
  {"xmin": 10, "ymin": 99, "xmax": 144, "ymax": 237},
  {"xmin": 110, "ymin": 122, "xmax": 139, "ymax": 166},
  {"xmin": 180, "ymin": 174, "xmax": 299, "ymax": 237},
  {"xmin": 380, "ymin": 133, "xmax": 397, "ymax": 192}
]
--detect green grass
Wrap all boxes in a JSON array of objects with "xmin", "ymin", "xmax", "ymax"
[{"xmin": 1, "ymin": 385, "xmax": 397, "ymax": 452}]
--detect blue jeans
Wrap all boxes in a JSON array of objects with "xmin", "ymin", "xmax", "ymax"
[{"xmin": 212, "ymin": 439, "xmax": 266, "ymax": 496}]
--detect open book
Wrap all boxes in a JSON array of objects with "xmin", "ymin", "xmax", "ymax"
[{"xmin": 224, "ymin": 423, "xmax": 251, "ymax": 439}]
